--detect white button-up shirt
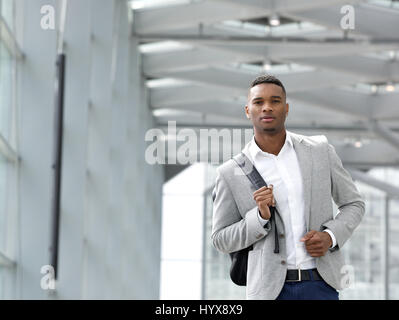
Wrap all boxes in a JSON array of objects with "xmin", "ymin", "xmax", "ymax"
[{"xmin": 243, "ymin": 131, "xmax": 336, "ymax": 270}]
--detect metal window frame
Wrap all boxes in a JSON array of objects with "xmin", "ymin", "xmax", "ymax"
[
  {"xmin": 0, "ymin": 0, "xmax": 19, "ymax": 274},
  {"xmin": 0, "ymin": 15, "xmax": 23, "ymax": 60}
]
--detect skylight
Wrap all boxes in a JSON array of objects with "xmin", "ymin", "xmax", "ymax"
[
  {"xmin": 130, "ymin": 0, "xmax": 194, "ymax": 11},
  {"xmin": 139, "ymin": 41, "xmax": 193, "ymax": 54}
]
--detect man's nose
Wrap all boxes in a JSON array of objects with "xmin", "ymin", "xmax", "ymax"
[{"xmin": 262, "ymin": 102, "xmax": 273, "ymax": 112}]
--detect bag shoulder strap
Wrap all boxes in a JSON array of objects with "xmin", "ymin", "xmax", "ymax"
[
  {"xmin": 232, "ymin": 153, "xmax": 280, "ymax": 254},
  {"xmin": 232, "ymin": 152, "xmax": 268, "ymax": 190},
  {"xmin": 212, "ymin": 153, "xmax": 266, "ymax": 202}
]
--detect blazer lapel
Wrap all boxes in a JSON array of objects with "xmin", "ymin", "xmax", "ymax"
[
  {"xmin": 290, "ymin": 133, "xmax": 313, "ymax": 231},
  {"xmin": 238, "ymin": 140, "xmax": 255, "ymax": 177}
]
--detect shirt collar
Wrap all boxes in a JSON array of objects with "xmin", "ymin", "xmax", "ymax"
[{"xmin": 249, "ymin": 131, "xmax": 293, "ymax": 160}]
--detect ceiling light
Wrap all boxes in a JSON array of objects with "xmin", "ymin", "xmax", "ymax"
[
  {"xmin": 371, "ymin": 85, "xmax": 378, "ymax": 94},
  {"xmin": 354, "ymin": 140, "xmax": 363, "ymax": 148},
  {"xmin": 130, "ymin": 1, "xmax": 145, "ymax": 10},
  {"xmin": 386, "ymin": 82, "xmax": 395, "ymax": 92},
  {"xmin": 263, "ymin": 62, "xmax": 271, "ymax": 71},
  {"xmin": 269, "ymin": 14, "xmax": 280, "ymax": 27}
]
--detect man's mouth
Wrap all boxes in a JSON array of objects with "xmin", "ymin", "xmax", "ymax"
[{"xmin": 261, "ymin": 116, "xmax": 275, "ymax": 123}]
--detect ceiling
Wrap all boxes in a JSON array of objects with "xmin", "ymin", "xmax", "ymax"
[{"xmin": 131, "ymin": 0, "xmax": 399, "ymax": 169}]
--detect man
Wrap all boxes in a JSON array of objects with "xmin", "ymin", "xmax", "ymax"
[{"xmin": 211, "ymin": 75, "xmax": 365, "ymax": 300}]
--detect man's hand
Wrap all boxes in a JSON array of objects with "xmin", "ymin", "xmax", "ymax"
[
  {"xmin": 253, "ymin": 185, "xmax": 275, "ymax": 220},
  {"xmin": 300, "ymin": 230, "xmax": 332, "ymax": 257}
]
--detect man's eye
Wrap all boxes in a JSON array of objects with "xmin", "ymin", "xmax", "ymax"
[{"xmin": 273, "ymin": 100, "xmax": 280, "ymax": 103}]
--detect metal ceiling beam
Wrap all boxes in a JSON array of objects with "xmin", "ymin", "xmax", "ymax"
[
  {"xmin": 149, "ymin": 83, "xmax": 399, "ymax": 122},
  {"xmin": 334, "ymin": 139, "xmax": 399, "ymax": 168},
  {"xmin": 0, "ymin": 16, "xmax": 23, "ymax": 59},
  {"xmin": 146, "ymin": 66, "xmax": 360, "ymax": 93},
  {"xmin": 138, "ymin": 33, "xmax": 399, "ymax": 45},
  {"xmin": 370, "ymin": 120, "xmax": 399, "ymax": 152},
  {"xmin": 143, "ymin": 47, "xmax": 251, "ymax": 75},
  {"xmin": 371, "ymin": 93, "xmax": 399, "ymax": 120},
  {"xmin": 133, "ymin": 0, "xmax": 265, "ymax": 34},
  {"xmin": 0, "ymin": 252, "xmax": 16, "ymax": 268},
  {"xmin": 0, "ymin": 132, "xmax": 19, "ymax": 163},
  {"xmin": 149, "ymin": 84, "xmax": 240, "ymax": 108},
  {"xmin": 348, "ymin": 169, "xmax": 399, "ymax": 198},
  {"xmin": 142, "ymin": 42, "xmax": 397, "ymax": 75},
  {"xmin": 133, "ymin": 0, "xmax": 356, "ymax": 35},
  {"xmin": 138, "ymin": 18, "xmax": 364, "ymax": 41},
  {"xmin": 152, "ymin": 96, "xmax": 363, "ymax": 126},
  {"xmin": 289, "ymin": 55, "xmax": 399, "ymax": 81},
  {"xmin": 290, "ymin": 88, "xmax": 371, "ymax": 120},
  {"xmin": 152, "ymin": 96, "xmax": 362, "ymax": 125},
  {"xmin": 284, "ymin": 2, "xmax": 399, "ymax": 39},
  {"xmin": 219, "ymin": 0, "xmax": 361, "ymax": 13},
  {"xmin": 153, "ymin": 99, "xmax": 246, "ymax": 118}
]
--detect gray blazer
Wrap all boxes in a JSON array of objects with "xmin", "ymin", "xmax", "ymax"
[{"xmin": 211, "ymin": 131, "xmax": 365, "ymax": 300}]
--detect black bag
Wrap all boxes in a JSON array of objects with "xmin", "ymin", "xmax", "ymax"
[{"xmin": 228, "ymin": 152, "xmax": 280, "ymax": 286}]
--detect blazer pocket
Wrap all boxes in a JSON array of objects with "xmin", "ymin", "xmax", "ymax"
[{"xmin": 246, "ymin": 250, "xmax": 263, "ymax": 296}]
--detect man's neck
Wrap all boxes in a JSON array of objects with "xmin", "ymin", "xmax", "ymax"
[{"xmin": 254, "ymin": 129, "xmax": 287, "ymax": 156}]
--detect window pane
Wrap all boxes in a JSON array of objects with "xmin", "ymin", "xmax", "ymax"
[
  {"xmin": 0, "ymin": 158, "xmax": 6, "ymax": 253},
  {"xmin": 1, "ymin": 0, "xmax": 15, "ymax": 31},
  {"xmin": 0, "ymin": 41, "xmax": 12, "ymax": 140}
]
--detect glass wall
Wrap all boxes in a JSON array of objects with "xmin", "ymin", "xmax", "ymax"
[
  {"xmin": 203, "ymin": 165, "xmax": 399, "ymax": 300},
  {"xmin": 1, "ymin": 0, "xmax": 14, "ymax": 31},
  {"xmin": 0, "ymin": 0, "xmax": 18, "ymax": 298},
  {"xmin": 203, "ymin": 179, "xmax": 246, "ymax": 299},
  {"xmin": 0, "ymin": 41, "xmax": 13, "ymax": 140},
  {"xmin": 339, "ymin": 180, "xmax": 386, "ymax": 299}
]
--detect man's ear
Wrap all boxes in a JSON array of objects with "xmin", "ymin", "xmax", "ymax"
[
  {"xmin": 286, "ymin": 103, "xmax": 289, "ymax": 117},
  {"xmin": 245, "ymin": 105, "xmax": 250, "ymax": 119}
]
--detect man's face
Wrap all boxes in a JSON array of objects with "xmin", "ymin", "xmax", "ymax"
[{"xmin": 245, "ymin": 83, "xmax": 289, "ymax": 134}]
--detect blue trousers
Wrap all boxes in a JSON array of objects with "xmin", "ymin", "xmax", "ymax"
[{"xmin": 276, "ymin": 270, "xmax": 339, "ymax": 300}]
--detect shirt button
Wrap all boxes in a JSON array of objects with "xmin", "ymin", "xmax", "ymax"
[
  {"xmin": 279, "ymin": 234, "xmax": 285, "ymax": 238},
  {"xmin": 281, "ymin": 260, "xmax": 286, "ymax": 265}
]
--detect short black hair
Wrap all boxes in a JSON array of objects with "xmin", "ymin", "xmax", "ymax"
[{"xmin": 249, "ymin": 74, "xmax": 286, "ymax": 96}]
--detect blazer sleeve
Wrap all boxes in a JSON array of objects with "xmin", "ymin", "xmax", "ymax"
[
  {"xmin": 321, "ymin": 143, "xmax": 365, "ymax": 250},
  {"xmin": 211, "ymin": 167, "xmax": 272, "ymax": 254}
]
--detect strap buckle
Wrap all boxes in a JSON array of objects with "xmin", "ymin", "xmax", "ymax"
[{"xmin": 286, "ymin": 267, "xmax": 302, "ymax": 282}]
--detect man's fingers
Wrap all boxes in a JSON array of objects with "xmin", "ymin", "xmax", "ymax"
[
  {"xmin": 255, "ymin": 190, "xmax": 273, "ymax": 197},
  {"xmin": 253, "ymin": 187, "xmax": 272, "ymax": 196},
  {"xmin": 253, "ymin": 185, "xmax": 275, "ymax": 206},
  {"xmin": 305, "ymin": 243, "xmax": 323, "ymax": 251},
  {"xmin": 253, "ymin": 184, "xmax": 273, "ymax": 194},
  {"xmin": 300, "ymin": 230, "xmax": 317, "ymax": 242},
  {"xmin": 253, "ymin": 186, "xmax": 267, "ymax": 194},
  {"xmin": 253, "ymin": 189, "xmax": 273, "ymax": 199},
  {"xmin": 254, "ymin": 193, "xmax": 274, "ymax": 200},
  {"xmin": 254, "ymin": 196, "xmax": 272, "ymax": 203},
  {"xmin": 254, "ymin": 195, "xmax": 275, "ymax": 206},
  {"xmin": 304, "ymin": 237, "xmax": 320, "ymax": 245}
]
